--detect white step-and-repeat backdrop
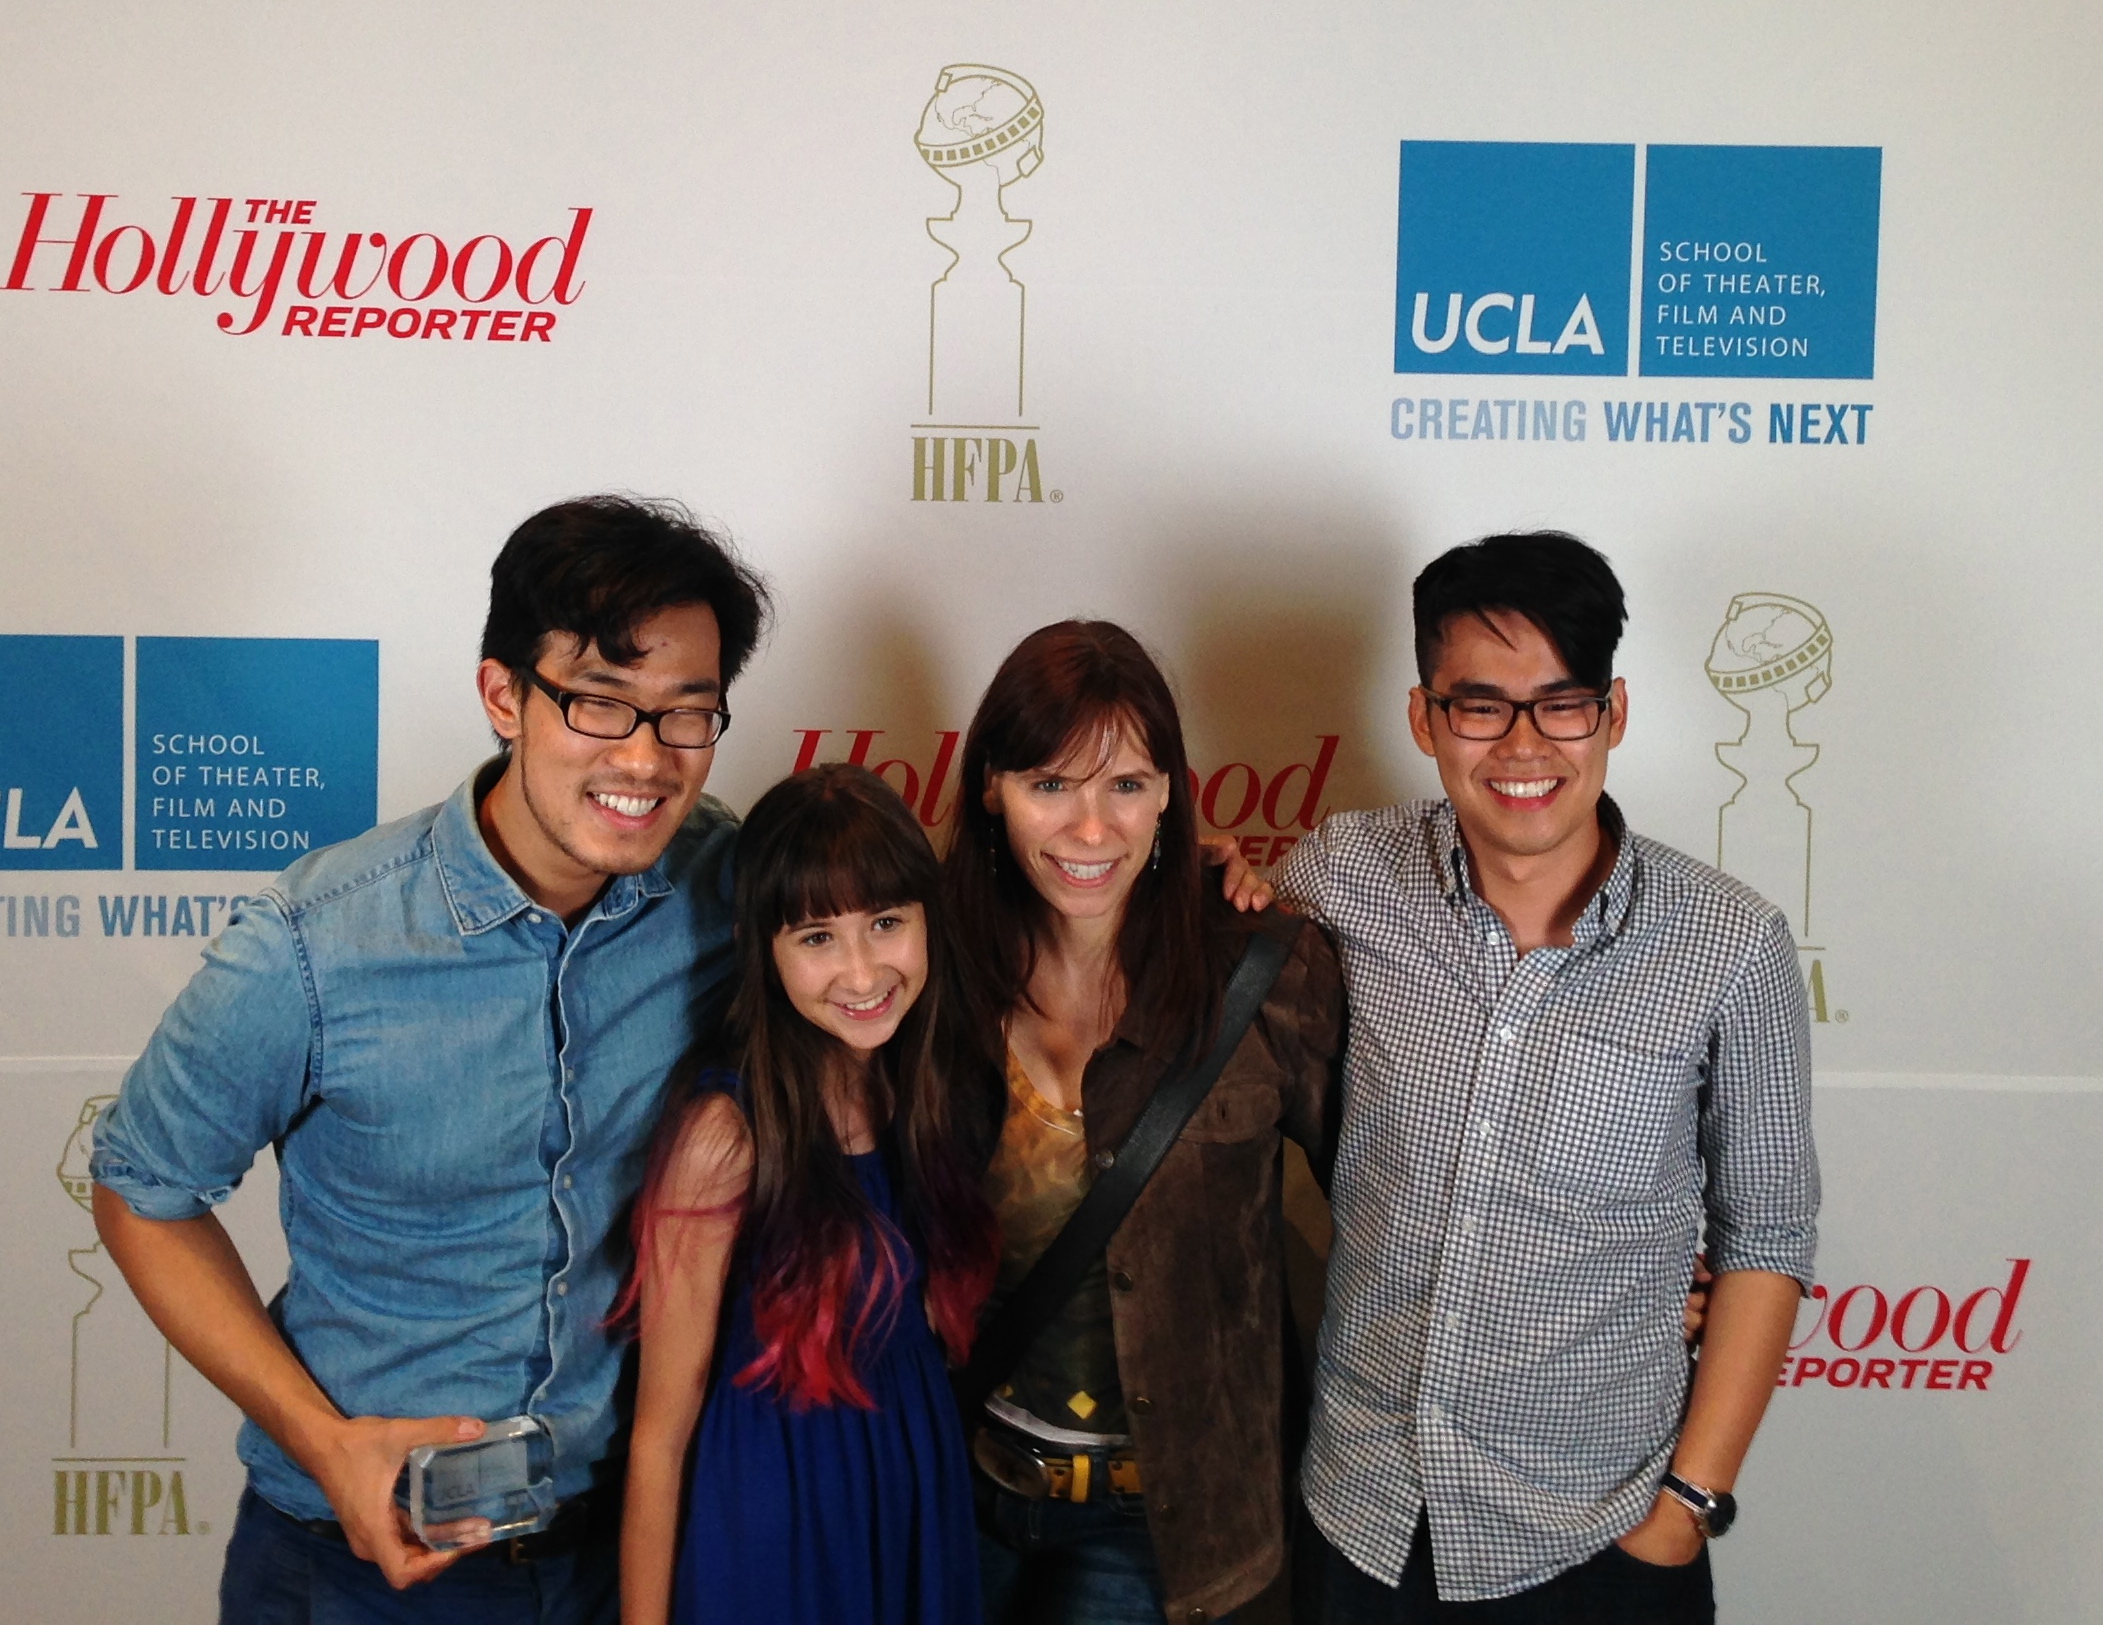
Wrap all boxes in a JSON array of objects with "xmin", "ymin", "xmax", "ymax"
[{"xmin": 4, "ymin": 3, "xmax": 2097, "ymax": 1620}]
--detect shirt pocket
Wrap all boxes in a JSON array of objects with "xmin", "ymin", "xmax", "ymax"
[
  {"xmin": 1178, "ymin": 1080, "xmax": 1278, "ymax": 1144},
  {"xmin": 1532, "ymin": 1033, "xmax": 1698, "ymax": 1203}
]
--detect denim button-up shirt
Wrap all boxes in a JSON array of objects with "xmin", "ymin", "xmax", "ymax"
[{"xmin": 91, "ymin": 764, "xmax": 737, "ymax": 1521}]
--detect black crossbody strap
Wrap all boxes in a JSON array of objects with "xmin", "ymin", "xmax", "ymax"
[{"xmin": 955, "ymin": 928, "xmax": 1294, "ymax": 1419}]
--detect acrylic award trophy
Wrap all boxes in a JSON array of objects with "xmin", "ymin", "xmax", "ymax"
[{"xmin": 404, "ymin": 1415, "xmax": 556, "ymax": 1548}]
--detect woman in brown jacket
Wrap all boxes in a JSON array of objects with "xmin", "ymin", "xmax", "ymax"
[{"xmin": 945, "ymin": 620, "xmax": 1344, "ymax": 1625}]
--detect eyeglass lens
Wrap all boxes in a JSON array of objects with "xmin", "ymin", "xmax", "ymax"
[
  {"xmin": 565, "ymin": 694, "xmax": 722, "ymax": 748},
  {"xmin": 1443, "ymin": 696, "xmax": 1605, "ymax": 741}
]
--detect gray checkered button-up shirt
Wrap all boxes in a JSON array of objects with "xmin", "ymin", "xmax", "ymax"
[{"xmin": 1277, "ymin": 798, "xmax": 1818, "ymax": 1601}]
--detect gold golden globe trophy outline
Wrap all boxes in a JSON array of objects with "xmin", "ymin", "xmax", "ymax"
[
  {"xmin": 1707, "ymin": 592, "xmax": 1838, "ymax": 1021},
  {"xmin": 58, "ymin": 1094, "xmax": 173, "ymax": 1452},
  {"xmin": 53, "ymin": 1093, "xmax": 196, "ymax": 1537},
  {"xmin": 915, "ymin": 64, "xmax": 1044, "ymax": 429}
]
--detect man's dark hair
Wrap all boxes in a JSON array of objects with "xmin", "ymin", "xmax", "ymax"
[
  {"xmin": 1412, "ymin": 531, "xmax": 1627, "ymax": 691},
  {"xmin": 481, "ymin": 495, "xmax": 771, "ymax": 686}
]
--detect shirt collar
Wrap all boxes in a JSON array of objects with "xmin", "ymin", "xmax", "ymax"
[
  {"xmin": 432, "ymin": 756, "xmax": 675, "ymax": 936},
  {"xmin": 1574, "ymin": 795, "xmax": 1636, "ymax": 946},
  {"xmin": 1427, "ymin": 793, "xmax": 1637, "ymax": 944},
  {"xmin": 1428, "ymin": 800, "xmax": 1471, "ymax": 901}
]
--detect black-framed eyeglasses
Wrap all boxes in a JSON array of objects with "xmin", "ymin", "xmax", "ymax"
[
  {"xmin": 522, "ymin": 669, "xmax": 730, "ymax": 750},
  {"xmin": 1421, "ymin": 689, "xmax": 1613, "ymax": 742}
]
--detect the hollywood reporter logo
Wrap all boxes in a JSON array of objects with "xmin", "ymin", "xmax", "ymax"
[
  {"xmin": 1778, "ymin": 1259, "xmax": 2029, "ymax": 1395},
  {"xmin": 791, "ymin": 729, "xmax": 1339, "ymax": 866},
  {"xmin": 5, "ymin": 193, "xmax": 591, "ymax": 340}
]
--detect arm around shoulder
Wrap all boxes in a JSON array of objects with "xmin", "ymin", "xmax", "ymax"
[{"xmin": 1269, "ymin": 815, "xmax": 1336, "ymax": 921}]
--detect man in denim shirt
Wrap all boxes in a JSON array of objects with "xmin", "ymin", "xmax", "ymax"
[{"xmin": 90, "ymin": 496, "xmax": 770, "ymax": 1622}]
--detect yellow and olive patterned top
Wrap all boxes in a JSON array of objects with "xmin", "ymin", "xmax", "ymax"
[{"xmin": 981, "ymin": 1048, "xmax": 1129, "ymax": 1442}]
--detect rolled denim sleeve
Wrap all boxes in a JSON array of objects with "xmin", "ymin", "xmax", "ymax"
[
  {"xmin": 1700, "ymin": 907, "xmax": 1821, "ymax": 1288},
  {"xmin": 91, "ymin": 890, "xmax": 317, "ymax": 1221}
]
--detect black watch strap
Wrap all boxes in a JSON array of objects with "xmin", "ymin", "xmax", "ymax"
[{"xmin": 1659, "ymin": 1471, "xmax": 1738, "ymax": 1538}]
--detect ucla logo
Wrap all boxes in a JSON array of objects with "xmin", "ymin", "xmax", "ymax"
[
  {"xmin": 1407, "ymin": 290, "xmax": 1606, "ymax": 360},
  {"xmin": 1396, "ymin": 142, "xmax": 1634, "ymax": 378},
  {"xmin": 1396, "ymin": 141, "xmax": 1880, "ymax": 381}
]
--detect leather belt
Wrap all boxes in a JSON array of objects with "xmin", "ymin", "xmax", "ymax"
[{"xmin": 973, "ymin": 1425, "xmax": 1142, "ymax": 1504}]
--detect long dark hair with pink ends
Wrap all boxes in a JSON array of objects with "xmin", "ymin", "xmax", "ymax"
[
  {"xmin": 942, "ymin": 620, "xmax": 1235, "ymax": 1067},
  {"xmin": 619, "ymin": 762, "xmax": 1000, "ymax": 1408}
]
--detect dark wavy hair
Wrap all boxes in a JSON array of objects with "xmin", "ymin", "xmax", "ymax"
[
  {"xmin": 481, "ymin": 494, "xmax": 771, "ymax": 686},
  {"xmin": 942, "ymin": 620, "xmax": 1235, "ymax": 1067},
  {"xmin": 1412, "ymin": 530, "xmax": 1626, "ymax": 691},
  {"xmin": 620, "ymin": 764, "xmax": 998, "ymax": 1408}
]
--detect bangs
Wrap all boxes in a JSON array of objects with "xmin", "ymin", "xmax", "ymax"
[
  {"xmin": 989, "ymin": 699, "xmax": 1161, "ymax": 780},
  {"xmin": 744, "ymin": 776, "xmax": 939, "ymax": 935}
]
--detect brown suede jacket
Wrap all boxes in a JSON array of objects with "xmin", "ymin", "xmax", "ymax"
[{"xmin": 1076, "ymin": 906, "xmax": 1343, "ymax": 1623}]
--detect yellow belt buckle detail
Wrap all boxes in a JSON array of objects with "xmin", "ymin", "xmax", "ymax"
[{"xmin": 1069, "ymin": 1452, "xmax": 1091, "ymax": 1504}]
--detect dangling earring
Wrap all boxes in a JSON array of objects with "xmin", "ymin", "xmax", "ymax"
[{"xmin": 1149, "ymin": 821, "xmax": 1162, "ymax": 871}]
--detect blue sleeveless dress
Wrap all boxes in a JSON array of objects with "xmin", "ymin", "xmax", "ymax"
[{"xmin": 673, "ymin": 1146, "xmax": 982, "ymax": 1625}]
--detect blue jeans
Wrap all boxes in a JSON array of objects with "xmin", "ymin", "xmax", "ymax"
[
  {"xmin": 219, "ymin": 1487, "xmax": 619, "ymax": 1625},
  {"xmin": 1293, "ymin": 1499, "xmax": 1714, "ymax": 1625},
  {"xmin": 979, "ymin": 1480, "xmax": 1237, "ymax": 1625}
]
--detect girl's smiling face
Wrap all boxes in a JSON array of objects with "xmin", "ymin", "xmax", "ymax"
[{"xmin": 771, "ymin": 902, "xmax": 929, "ymax": 1052}]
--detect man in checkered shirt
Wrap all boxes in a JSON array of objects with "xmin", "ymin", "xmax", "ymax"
[{"xmin": 1278, "ymin": 533, "xmax": 1818, "ymax": 1623}]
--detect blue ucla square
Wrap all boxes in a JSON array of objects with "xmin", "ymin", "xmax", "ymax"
[
  {"xmin": 136, "ymin": 637, "xmax": 379, "ymax": 872},
  {"xmin": 0, "ymin": 635, "xmax": 123, "ymax": 871},
  {"xmin": 1641, "ymin": 145, "xmax": 1881, "ymax": 378},
  {"xmin": 1395, "ymin": 141, "xmax": 1635, "ymax": 376}
]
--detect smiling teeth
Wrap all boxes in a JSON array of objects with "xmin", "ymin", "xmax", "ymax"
[
  {"xmin": 592, "ymin": 792, "xmax": 662, "ymax": 817},
  {"xmin": 1489, "ymin": 780, "xmax": 1557, "ymax": 799},
  {"xmin": 841, "ymin": 991, "xmax": 892, "ymax": 1013},
  {"xmin": 1053, "ymin": 858, "xmax": 1114, "ymax": 881}
]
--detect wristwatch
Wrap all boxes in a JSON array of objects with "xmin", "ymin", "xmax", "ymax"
[{"xmin": 1659, "ymin": 1471, "xmax": 1738, "ymax": 1538}]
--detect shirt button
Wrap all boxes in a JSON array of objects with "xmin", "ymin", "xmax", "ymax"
[
  {"xmin": 1423, "ymin": 1401, "xmax": 1443, "ymax": 1425},
  {"xmin": 1476, "ymin": 1120, "xmax": 1495, "ymax": 1140},
  {"xmin": 555, "ymin": 1281, "xmax": 569, "ymax": 1297},
  {"xmin": 1497, "ymin": 1025, "xmax": 1515, "ymax": 1043},
  {"xmin": 1460, "ymin": 1213, "xmax": 1479, "ymax": 1234},
  {"xmin": 528, "ymin": 911, "xmax": 544, "ymax": 925},
  {"xmin": 1111, "ymin": 1270, "xmax": 1134, "ymax": 1292},
  {"xmin": 1094, "ymin": 1150, "xmax": 1116, "ymax": 1170},
  {"xmin": 1130, "ymin": 1396, "xmax": 1154, "ymax": 1416},
  {"xmin": 1446, "ymin": 1310, "xmax": 1461, "ymax": 1331},
  {"xmin": 561, "ymin": 1174, "xmax": 574, "ymax": 1190}
]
